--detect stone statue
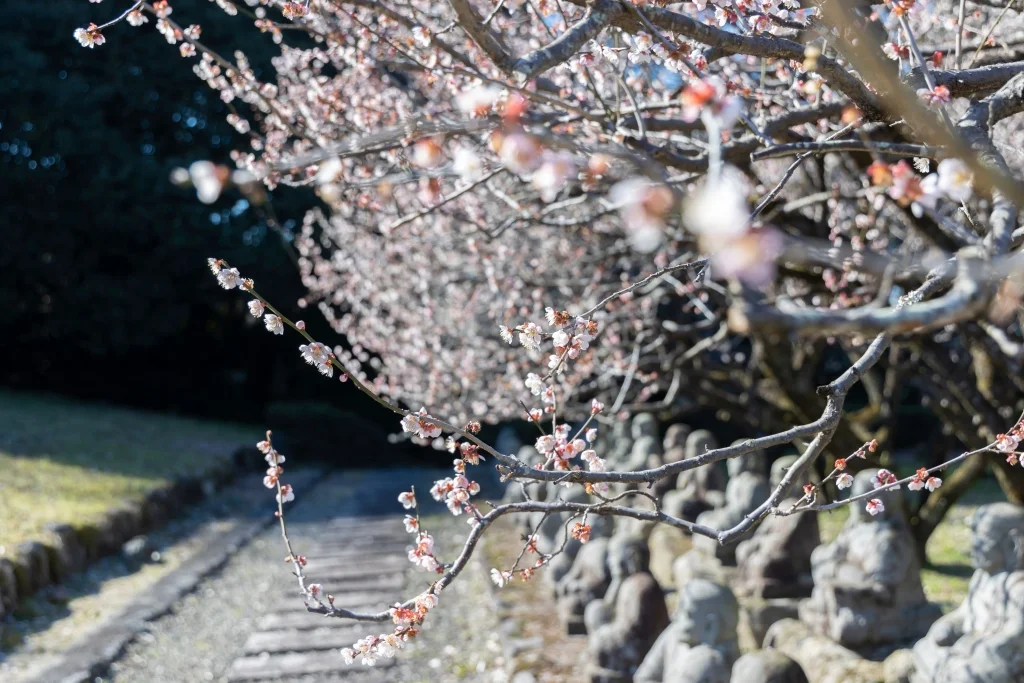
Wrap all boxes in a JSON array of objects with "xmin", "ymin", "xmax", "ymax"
[
  {"xmin": 615, "ymin": 434, "xmax": 662, "ymax": 508},
  {"xmin": 588, "ymin": 572, "xmax": 670, "ymax": 682},
  {"xmin": 911, "ymin": 502, "xmax": 1024, "ymax": 683},
  {"xmin": 647, "ymin": 427, "xmax": 685, "ymax": 486},
  {"xmin": 653, "ymin": 446, "xmax": 687, "ymax": 498},
  {"xmin": 546, "ymin": 512, "xmax": 614, "ymax": 585},
  {"xmin": 607, "ymin": 420, "xmax": 633, "ymax": 470},
  {"xmin": 633, "ymin": 579, "xmax": 739, "ymax": 683},
  {"xmin": 799, "ymin": 469, "xmax": 940, "ymax": 652},
  {"xmin": 528, "ymin": 480, "xmax": 614, "ymax": 587},
  {"xmin": 663, "ymin": 423, "xmax": 692, "ymax": 453},
  {"xmin": 584, "ymin": 534, "xmax": 652, "ymax": 634},
  {"xmin": 556, "ymin": 537, "xmax": 611, "ymax": 634},
  {"xmin": 662, "ymin": 431, "xmax": 726, "ymax": 521},
  {"xmin": 692, "ymin": 471, "xmax": 770, "ymax": 565},
  {"xmin": 725, "ymin": 440, "xmax": 767, "ymax": 479},
  {"xmin": 734, "ymin": 455, "xmax": 820, "ymax": 599},
  {"xmin": 730, "ymin": 651, "xmax": 808, "ymax": 683},
  {"xmin": 626, "ymin": 435, "xmax": 662, "ymax": 473},
  {"xmin": 632, "ymin": 413, "xmax": 660, "ymax": 441}
]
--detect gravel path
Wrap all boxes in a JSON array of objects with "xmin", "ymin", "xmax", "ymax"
[
  {"xmin": 95, "ymin": 468, "xmax": 508, "ymax": 683},
  {"xmin": 0, "ymin": 470, "xmax": 320, "ymax": 683}
]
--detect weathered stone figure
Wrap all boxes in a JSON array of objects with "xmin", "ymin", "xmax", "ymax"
[
  {"xmin": 726, "ymin": 440, "xmax": 767, "ymax": 479},
  {"xmin": 799, "ymin": 469, "xmax": 940, "ymax": 651},
  {"xmin": 606, "ymin": 420, "xmax": 633, "ymax": 470},
  {"xmin": 911, "ymin": 502, "xmax": 1024, "ymax": 683},
  {"xmin": 546, "ymin": 511, "xmax": 614, "ymax": 585},
  {"xmin": 584, "ymin": 534, "xmax": 652, "ymax": 634},
  {"xmin": 633, "ymin": 579, "xmax": 740, "ymax": 683},
  {"xmin": 692, "ymin": 470, "xmax": 770, "ymax": 565},
  {"xmin": 654, "ymin": 445, "xmax": 688, "ymax": 498},
  {"xmin": 632, "ymin": 412, "xmax": 660, "ymax": 441},
  {"xmin": 651, "ymin": 424, "xmax": 693, "ymax": 495},
  {"xmin": 662, "ymin": 430, "xmax": 726, "ymax": 520},
  {"xmin": 730, "ymin": 651, "xmax": 809, "ymax": 683},
  {"xmin": 556, "ymin": 537, "xmax": 612, "ymax": 634},
  {"xmin": 587, "ymin": 536, "xmax": 670, "ymax": 682},
  {"xmin": 585, "ymin": 536, "xmax": 671, "ymax": 679},
  {"xmin": 626, "ymin": 435, "xmax": 662, "ymax": 473},
  {"xmin": 734, "ymin": 455, "xmax": 820, "ymax": 599},
  {"xmin": 664, "ymin": 423, "xmax": 692, "ymax": 453},
  {"xmin": 587, "ymin": 573, "xmax": 670, "ymax": 682}
]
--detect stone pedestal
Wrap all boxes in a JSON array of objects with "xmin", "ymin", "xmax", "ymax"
[
  {"xmin": 738, "ymin": 597, "xmax": 801, "ymax": 651},
  {"xmin": 731, "ymin": 651, "xmax": 809, "ymax": 683},
  {"xmin": 765, "ymin": 619, "xmax": 884, "ymax": 683}
]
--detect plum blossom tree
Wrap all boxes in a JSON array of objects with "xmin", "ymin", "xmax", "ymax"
[{"xmin": 77, "ymin": 0, "xmax": 1024, "ymax": 666}]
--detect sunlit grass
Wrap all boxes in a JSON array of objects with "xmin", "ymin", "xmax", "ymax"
[{"xmin": 0, "ymin": 391, "xmax": 257, "ymax": 551}]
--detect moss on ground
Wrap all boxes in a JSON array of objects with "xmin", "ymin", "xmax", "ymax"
[{"xmin": 0, "ymin": 391, "xmax": 256, "ymax": 551}]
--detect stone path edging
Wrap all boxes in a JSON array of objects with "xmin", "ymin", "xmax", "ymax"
[
  {"xmin": 25, "ymin": 467, "xmax": 324, "ymax": 683},
  {"xmin": 0, "ymin": 447, "xmax": 262, "ymax": 622}
]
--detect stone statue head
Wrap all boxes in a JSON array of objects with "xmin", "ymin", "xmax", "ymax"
[
  {"xmin": 849, "ymin": 469, "xmax": 904, "ymax": 524},
  {"xmin": 631, "ymin": 413, "xmax": 659, "ymax": 441},
  {"xmin": 671, "ymin": 579, "xmax": 739, "ymax": 647},
  {"xmin": 770, "ymin": 455, "xmax": 804, "ymax": 489},
  {"xmin": 685, "ymin": 430, "xmax": 719, "ymax": 460},
  {"xmin": 725, "ymin": 472, "xmax": 770, "ymax": 513},
  {"xmin": 969, "ymin": 502, "xmax": 1024, "ymax": 574},
  {"xmin": 664, "ymin": 423, "xmax": 692, "ymax": 452},
  {"xmin": 727, "ymin": 440, "xmax": 766, "ymax": 479},
  {"xmin": 608, "ymin": 533, "xmax": 650, "ymax": 579}
]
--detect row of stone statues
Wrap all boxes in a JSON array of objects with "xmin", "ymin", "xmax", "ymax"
[{"xmin": 505, "ymin": 415, "xmax": 1024, "ymax": 683}]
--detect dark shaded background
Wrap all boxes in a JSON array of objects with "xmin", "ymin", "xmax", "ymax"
[{"xmin": 0, "ymin": 0, "xmax": 441, "ymax": 462}]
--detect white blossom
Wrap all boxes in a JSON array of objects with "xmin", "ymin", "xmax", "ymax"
[
  {"xmin": 264, "ymin": 314, "xmax": 284, "ymax": 335},
  {"xmin": 216, "ymin": 267, "xmax": 242, "ymax": 290}
]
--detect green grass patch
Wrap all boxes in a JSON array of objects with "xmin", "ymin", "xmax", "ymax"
[{"xmin": 0, "ymin": 391, "xmax": 257, "ymax": 552}]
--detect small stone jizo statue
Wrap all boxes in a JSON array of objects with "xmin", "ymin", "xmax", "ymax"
[
  {"xmin": 911, "ymin": 502, "xmax": 1024, "ymax": 683},
  {"xmin": 633, "ymin": 578, "xmax": 740, "ymax": 683}
]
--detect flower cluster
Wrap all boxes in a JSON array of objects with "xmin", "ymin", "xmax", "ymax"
[
  {"xmin": 570, "ymin": 522, "xmax": 592, "ymax": 543},
  {"xmin": 73, "ymin": 24, "xmax": 106, "ymax": 48},
  {"xmin": 429, "ymin": 471, "xmax": 481, "ymax": 516},
  {"xmin": 872, "ymin": 469, "xmax": 899, "ymax": 489},
  {"xmin": 535, "ymin": 424, "xmax": 588, "ymax": 471},
  {"xmin": 407, "ymin": 532, "xmax": 440, "ymax": 572},
  {"xmin": 400, "ymin": 408, "xmax": 443, "ymax": 440},
  {"xmin": 995, "ymin": 419, "xmax": 1024, "ymax": 465},
  {"xmin": 299, "ymin": 342, "xmax": 334, "ymax": 377},
  {"xmin": 340, "ymin": 592, "xmax": 437, "ymax": 666},
  {"xmin": 908, "ymin": 468, "xmax": 942, "ymax": 492},
  {"xmin": 867, "ymin": 159, "xmax": 973, "ymax": 215},
  {"xmin": 257, "ymin": 432, "xmax": 295, "ymax": 505},
  {"xmin": 490, "ymin": 568, "xmax": 513, "ymax": 588}
]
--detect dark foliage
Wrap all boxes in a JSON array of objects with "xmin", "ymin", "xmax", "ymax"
[{"xmin": 0, "ymin": 1, "xmax": 410, "ymax": 455}]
